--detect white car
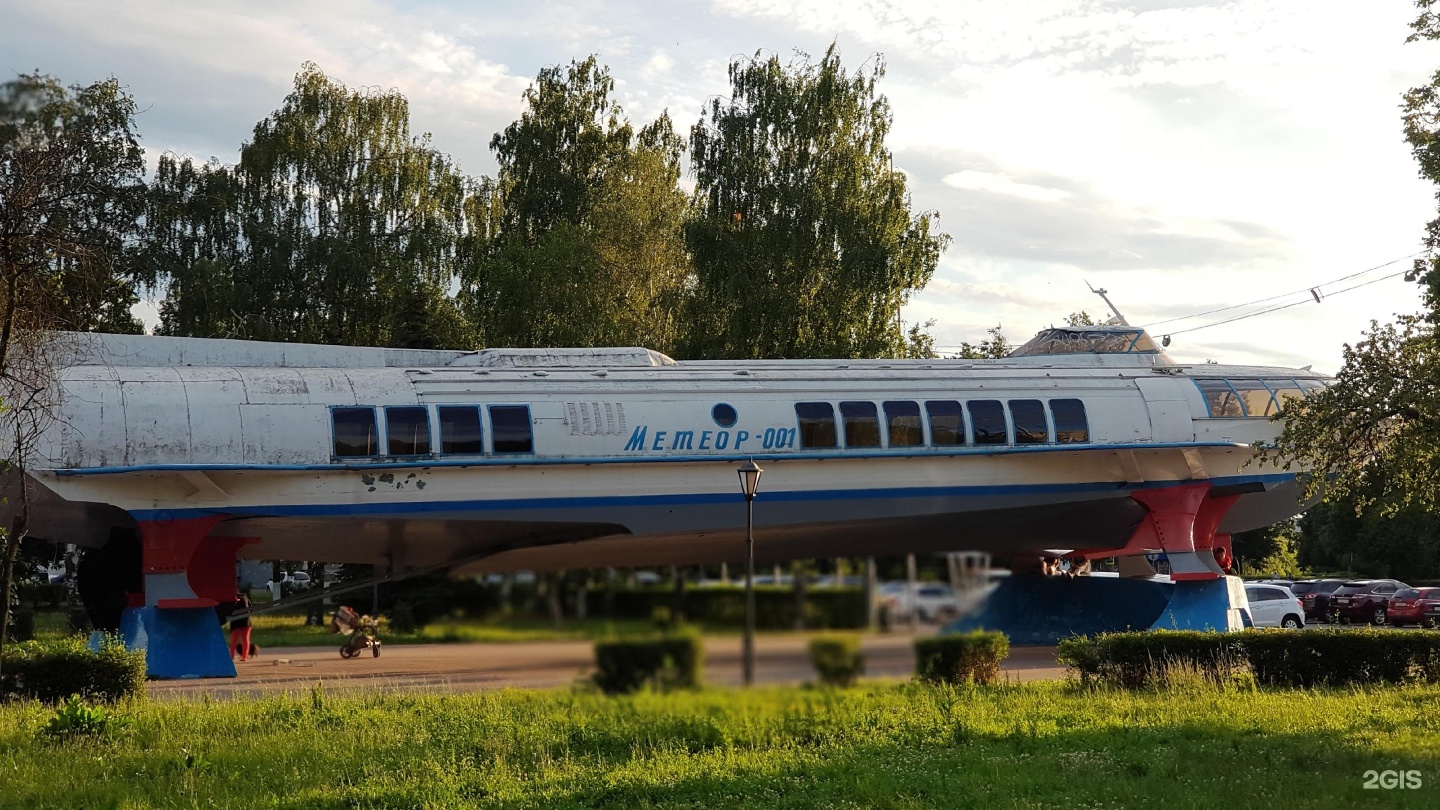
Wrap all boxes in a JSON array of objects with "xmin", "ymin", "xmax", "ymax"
[
  {"xmin": 884, "ymin": 582, "xmax": 961, "ymax": 623},
  {"xmin": 1244, "ymin": 583, "xmax": 1306, "ymax": 629}
]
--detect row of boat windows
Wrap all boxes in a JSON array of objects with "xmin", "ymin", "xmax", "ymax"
[
  {"xmin": 331, "ymin": 397, "xmax": 1091, "ymax": 459},
  {"xmin": 332, "ymin": 405, "xmax": 533, "ymax": 458},
  {"xmin": 792, "ymin": 399, "xmax": 1090, "ymax": 449},
  {"xmin": 1193, "ymin": 379, "xmax": 1325, "ymax": 419}
]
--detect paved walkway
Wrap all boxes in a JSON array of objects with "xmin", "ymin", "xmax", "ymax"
[{"xmin": 148, "ymin": 634, "xmax": 1065, "ymax": 699}]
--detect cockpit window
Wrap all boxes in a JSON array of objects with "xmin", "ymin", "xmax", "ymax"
[
  {"xmin": 1194, "ymin": 379, "xmax": 1244, "ymax": 418},
  {"xmin": 1009, "ymin": 328, "xmax": 1163, "ymax": 357}
]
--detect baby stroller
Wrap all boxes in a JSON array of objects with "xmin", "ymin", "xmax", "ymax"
[{"xmin": 330, "ymin": 605, "xmax": 381, "ymax": 659}]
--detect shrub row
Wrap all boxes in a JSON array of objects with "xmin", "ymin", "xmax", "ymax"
[
  {"xmin": 0, "ymin": 636, "xmax": 146, "ymax": 703},
  {"xmin": 605, "ymin": 587, "xmax": 867, "ymax": 630},
  {"xmin": 593, "ymin": 636, "xmax": 704, "ymax": 694},
  {"xmin": 15, "ymin": 582, "xmax": 69, "ymax": 610},
  {"xmin": 1058, "ymin": 629, "xmax": 1440, "ymax": 688},
  {"xmin": 809, "ymin": 636, "xmax": 866, "ymax": 687},
  {"xmin": 914, "ymin": 631, "xmax": 1010, "ymax": 685}
]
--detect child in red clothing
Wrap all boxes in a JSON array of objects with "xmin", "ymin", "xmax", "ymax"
[{"xmin": 229, "ymin": 593, "xmax": 253, "ymax": 661}]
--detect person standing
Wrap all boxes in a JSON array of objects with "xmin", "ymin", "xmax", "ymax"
[{"xmin": 229, "ymin": 593, "xmax": 253, "ymax": 661}]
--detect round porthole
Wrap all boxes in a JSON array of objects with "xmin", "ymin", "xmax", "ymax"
[{"xmin": 712, "ymin": 403, "xmax": 738, "ymax": 428}]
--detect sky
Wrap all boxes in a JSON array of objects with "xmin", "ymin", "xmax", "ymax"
[{"xmin": 3, "ymin": 0, "xmax": 1437, "ymax": 372}]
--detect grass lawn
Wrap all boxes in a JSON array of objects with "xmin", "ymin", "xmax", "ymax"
[
  {"xmin": 2, "ymin": 681, "xmax": 1437, "ymax": 808},
  {"xmin": 247, "ymin": 614, "xmax": 683, "ymax": 647}
]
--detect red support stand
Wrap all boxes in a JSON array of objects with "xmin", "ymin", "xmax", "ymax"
[{"xmin": 136, "ymin": 515, "xmax": 228, "ymax": 607}]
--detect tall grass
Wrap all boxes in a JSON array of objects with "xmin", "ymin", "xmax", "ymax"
[{"xmin": 2, "ymin": 681, "xmax": 1439, "ymax": 807}]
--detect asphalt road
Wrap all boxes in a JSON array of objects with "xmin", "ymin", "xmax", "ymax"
[{"xmin": 147, "ymin": 634, "xmax": 1065, "ymax": 699}]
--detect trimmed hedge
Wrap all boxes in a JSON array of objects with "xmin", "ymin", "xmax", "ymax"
[
  {"xmin": 604, "ymin": 587, "xmax": 867, "ymax": 630},
  {"xmin": 593, "ymin": 636, "xmax": 703, "ymax": 694},
  {"xmin": 15, "ymin": 582, "xmax": 68, "ymax": 610},
  {"xmin": 1058, "ymin": 629, "xmax": 1440, "ymax": 688},
  {"xmin": 809, "ymin": 635, "xmax": 865, "ymax": 687},
  {"xmin": 914, "ymin": 631, "xmax": 1010, "ymax": 685},
  {"xmin": 0, "ymin": 636, "xmax": 146, "ymax": 703}
]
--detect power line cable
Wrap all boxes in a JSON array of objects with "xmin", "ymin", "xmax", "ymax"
[
  {"xmin": 1163, "ymin": 268, "xmax": 1411, "ymax": 336},
  {"xmin": 1139, "ymin": 251, "xmax": 1425, "ymax": 330}
]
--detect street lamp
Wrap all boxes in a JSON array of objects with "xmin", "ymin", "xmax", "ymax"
[{"xmin": 737, "ymin": 459, "xmax": 763, "ymax": 686}]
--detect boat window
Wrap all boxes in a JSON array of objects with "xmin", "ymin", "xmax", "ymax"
[
  {"xmin": 1266, "ymin": 381, "xmax": 1305, "ymax": 414},
  {"xmin": 1049, "ymin": 399, "xmax": 1089, "ymax": 444},
  {"xmin": 925, "ymin": 401, "xmax": 965, "ymax": 446},
  {"xmin": 1297, "ymin": 379, "xmax": 1327, "ymax": 395},
  {"xmin": 968, "ymin": 400, "xmax": 1008, "ymax": 445},
  {"xmin": 1228, "ymin": 379, "xmax": 1276, "ymax": 418},
  {"xmin": 1194, "ymin": 379, "xmax": 1244, "ymax": 418},
  {"xmin": 332, "ymin": 407, "xmax": 378, "ymax": 458},
  {"xmin": 438, "ymin": 406, "xmax": 483, "ymax": 455},
  {"xmin": 488, "ymin": 405, "xmax": 534, "ymax": 453},
  {"xmin": 1009, "ymin": 399, "xmax": 1048, "ymax": 444},
  {"xmin": 795, "ymin": 402, "xmax": 838, "ymax": 448},
  {"xmin": 1009, "ymin": 327, "xmax": 1164, "ymax": 357},
  {"xmin": 883, "ymin": 400, "xmax": 924, "ymax": 447},
  {"xmin": 386, "ymin": 406, "xmax": 430, "ymax": 456},
  {"xmin": 840, "ymin": 401, "xmax": 881, "ymax": 448}
]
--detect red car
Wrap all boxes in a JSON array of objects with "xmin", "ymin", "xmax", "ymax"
[
  {"xmin": 1328, "ymin": 579, "xmax": 1408, "ymax": 625},
  {"xmin": 1386, "ymin": 587, "xmax": 1440, "ymax": 628}
]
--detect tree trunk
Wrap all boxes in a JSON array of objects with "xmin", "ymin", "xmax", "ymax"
[{"xmin": 0, "ymin": 484, "xmax": 31, "ymax": 676}]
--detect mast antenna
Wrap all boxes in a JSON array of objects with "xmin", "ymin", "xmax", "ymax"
[{"xmin": 1086, "ymin": 281, "xmax": 1130, "ymax": 326}]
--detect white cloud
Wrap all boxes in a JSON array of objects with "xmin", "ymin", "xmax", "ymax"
[{"xmin": 942, "ymin": 170, "xmax": 1072, "ymax": 203}]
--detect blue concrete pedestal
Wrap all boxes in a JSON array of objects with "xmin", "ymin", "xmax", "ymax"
[
  {"xmin": 946, "ymin": 575, "xmax": 1248, "ymax": 644},
  {"xmin": 115, "ymin": 606, "xmax": 236, "ymax": 679}
]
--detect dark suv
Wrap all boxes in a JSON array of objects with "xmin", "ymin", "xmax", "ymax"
[
  {"xmin": 1291, "ymin": 578, "xmax": 1347, "ymax": 622},
  {"xmin": 1328, "ymin": 579, "xmax": 1409, "ymax": 625}
]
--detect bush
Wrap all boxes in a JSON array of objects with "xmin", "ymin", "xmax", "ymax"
[
  {"xmin": 593, "ymin": 636, "xmax": 703, "ymax": 694},
  {"xmin": 15, "ymin": 582, "xmax": 68, "ymax": 610},
  {"xmin": 914, "ymin": 631, "xmax": 1010, "ymax": 685},
  {"xmin": 43, "ymin": 695, "xmax": 133, "ymax": 739},
  {"xmin": 4, "ymin": 610, "xmax": 35, "ymax": 642},
  {"xmin": 0, "ymin": 636, "xmax": 146, "ymax": 703},
  {"xmin": 809, "ymin": 635, "xmax": 865, "ymax": 687},
  {"xmin": 603, "ymin": 587, "xmax": 867, "ymax": 630},
  {"xmin": 386, "ymin": 602, "xmax": 418, "ymax": 634},
  {"xmin": 67, "ymin": 607, "xmax": 90, "ymax": 634},
  {"xmin": 1058, "ymin": 629, "xmax": 1440, "ymax": 689}
]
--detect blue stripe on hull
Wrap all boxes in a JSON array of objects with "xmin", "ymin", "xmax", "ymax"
[{"xmin": 127, "ymin": 472, "xmax": 1295, "ymax": 523}]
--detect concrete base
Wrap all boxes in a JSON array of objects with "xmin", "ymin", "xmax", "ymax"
[
  {"xmin": 117, "ymin": 606, "xmax": 236, "ymax": 679},
  {"xmin": 945, "ymin": 574, "xmax": 1249, "ymax": 644},
  {"xmin": 1149, "ymin": 576, "xmax": 1247, "ymax": 632}
]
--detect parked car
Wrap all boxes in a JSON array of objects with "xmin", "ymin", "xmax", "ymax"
[
  {"xmin": 1242, "ymin": 583, "xmax": 1305, "ymax": 629},
  {"xmin": 1386, "ymin": 587, "xmax": 1440, "ymax": 628},
  {"xmin": 1327, "ymin": 579, "xmax": 1409, "ymax": 625},
  {"xmin": 266, "ymin": 571, "xmax": 312, "ymax": 591},
  {"xmin": 883, "ymin": 582, "xmax": 961, "ymax": 623},
  {"xmin": 1290, "ymin": 578, "xmax": 1347, "ymax": 622}
]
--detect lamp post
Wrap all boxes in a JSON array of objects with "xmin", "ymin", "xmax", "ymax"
[{"xmin": 737, "ymin": 459, "xmax": 763, "ymax": 686}]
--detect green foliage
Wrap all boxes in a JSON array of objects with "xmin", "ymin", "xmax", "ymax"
[
  {"xmin": 914, "ymin": 631, "xmax": 1010, "ymax": 685},
  {"xmin": 1058, "ymin": 629, "xmax": 1440, "ymax": 689},
  {"xmin": 385, "ymin": 602, "xmax": 418, "ymax": 634},
  {"xmin": 42, "ymin": 695, "xmax": 131, "ymax": 739},
  {"xmin": 1268, "ymin": 4, "xmax": 1440, "ymax": 511},
  {"xmin": 145, "ymin": 63, "xmax": 476, "ymax": 349},
  {"xmin": 13, "ymin": 581, "xmax": 65, "ymax": 609},
  {"xmin": 0, "ymin": 635, "xmax": 146, "ymax": 703},
  {"xmin": 684, "ymin": 45, "xmax": 948, "ymax": 360},
  {"xmin": 2, "ymin": 683, "xmax": 1440, "ymax": 806},
  {"xmin": 808, "ymin": 635, "xmax": 865, "ymax": 687},
  {"xmin": 605, "ymin": 586, "xmax": 868, "ymax": 630},
  {"xmin": 1065, "ymin": 311, "xmax": 1098, "ymax": 327},
  {"xmin": 472, "ymin": 57, "xmax": 691, "ymax": 353},
  {"xmin": 1298, "ymin": 487, "xmax": 1440, "ymax": 579},
  {"xmin": 0, "ymin": 71, "xmax": 146, "ymax": 337},
  {"xmin": 954, "ymin": 325, "xmax": 1012, "ymax": 359},
  {"xmin": 592, "ymin": 635, "xmax": 703, "ymax": 694},
  {"xmin": 3, "ymin": 609, "xmax": 32, "ymax": 641}
]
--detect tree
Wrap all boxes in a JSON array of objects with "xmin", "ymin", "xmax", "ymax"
[
  {"xmin": 1065, "ymin": 311, "xmax": 1097, "ymax": 327},
  {"xmin": 467, "ymin": 57, "xmax": 692, "ymax": 352},
  {"xmin": 954, "ymin": 326, "xmax": 1012, "ymax": 359},
  {"xmin": 0, "ymin": 72, "xmax": 143, "ymax": 654},
  {"xmin": 1267, "ymin": 4, "xmax": 1440, "ymax": 511},
  {"xmin": 145, "ymin": 64, "xmax": 476, "ymax": 349},
  {"xmin": 683, "ymin": 46, "xmax": 949, "ymax": 360}
]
